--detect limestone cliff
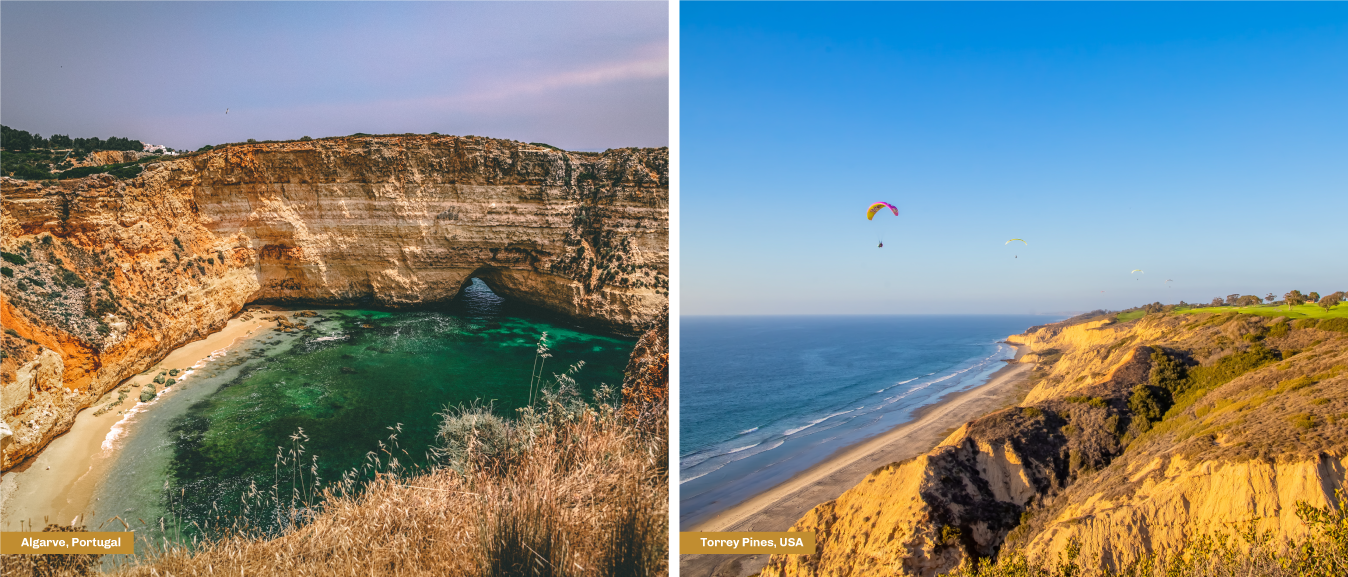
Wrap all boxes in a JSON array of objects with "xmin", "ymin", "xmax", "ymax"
[
  {"xmin": 0, "ymin": 134, "xmax": 668, "ymax": 469},
  {"xmin": 762, "ymin": 312, "xmax": 1348, "ymax": 576}
]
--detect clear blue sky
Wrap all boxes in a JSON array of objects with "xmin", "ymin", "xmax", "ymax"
[
  {"xmin": 1, "ymin": 2, "xmax": 667, "ymax": 151},
  {"xmin": 682, "ymin": 2, "xmax": 1347, "ymax": 316}
]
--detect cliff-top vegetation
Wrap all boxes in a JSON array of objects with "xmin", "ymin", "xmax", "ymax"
[{"xmin": 1, "ymin": 125, "xmax": 156, "ymax": 180}]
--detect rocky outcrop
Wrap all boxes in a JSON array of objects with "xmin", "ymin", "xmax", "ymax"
[
  {"xmin": 763, "ymin": 313, "xmax": 1348, "ymax": 576},
  {"xmin": 68, "ymin": 150, "xmax": 154, "ymax": 168},
  {"xmin": 1, "ymin": 134, "xmax": 668, "ymax": 469}
]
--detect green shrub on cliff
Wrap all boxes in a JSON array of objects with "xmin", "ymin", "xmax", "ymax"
[
  {"xmin": 943, "ymin": 493, "xmax": 1348, "ymax": 577},
  {"xmin": 1, "ymin": 251, "xmax": 27, "ymax": 266}
]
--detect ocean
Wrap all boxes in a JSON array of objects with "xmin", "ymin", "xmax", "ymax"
[{"xmin": 679, "ymin": 315, "xmax": 1052, "ymax": 528}]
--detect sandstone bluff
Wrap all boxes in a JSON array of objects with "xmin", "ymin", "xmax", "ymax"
[
  {"xmin": 762, "ymin": 312, "xmax": 1348, "ymax": 577},
  {"xmin": 0, "ymin": 135, "xmax": 668, "ymax": 469}
]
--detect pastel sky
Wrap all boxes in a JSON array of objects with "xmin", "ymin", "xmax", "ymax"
[
  {"xmin": 682, "ymin": 2, "xmax": 1348, "ymax": 316},
  {"xmin": 1, "ymin": 2, "xmax": 667, "ymax": 151}
]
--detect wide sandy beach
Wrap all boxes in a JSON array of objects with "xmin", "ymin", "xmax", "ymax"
[
  {"xmin": 681, "ymin": 343, "xmax": 1032, "ymax": 577},
  {"xmin": 0, "ymin": 310, "xmax": 284, "ymax": 531}
]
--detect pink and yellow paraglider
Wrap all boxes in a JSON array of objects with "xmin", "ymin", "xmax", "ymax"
[
  {"xmin": 866, "ymin": 202, "xmax": 899, "ymax": 220},
  {"xmin": 867, "ymin": 202, "xmax": 898, "ymax": 247}
]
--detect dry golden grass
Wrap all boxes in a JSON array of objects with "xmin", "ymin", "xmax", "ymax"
[
  {"xmin": 168, "ymin": 407, "xmax": 660, "ymax": 577},
  {"xmin": 3, "ymin": 404, "xmax": 667, "ymax": 577}
]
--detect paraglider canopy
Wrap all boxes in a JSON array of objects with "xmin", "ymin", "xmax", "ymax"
[
  {"xmin": 1131, "ymin": 269, "xmax": 1144, "ymax": 274},
  {"xmin": 866, "ymin": 202, "xmax": 898, "ymax": 220},
  {"xmin": 1005, "ymin": 238, "xmax": 1027, "ymax": 245}
]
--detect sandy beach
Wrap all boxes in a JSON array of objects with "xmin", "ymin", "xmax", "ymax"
[
  {"xmin": 680, "ymin": 344, "xmax": 1032, "ymax": 577},
  {"xmin": 0, "ymin": 310, "xmax": 283, "ymax": 531}
]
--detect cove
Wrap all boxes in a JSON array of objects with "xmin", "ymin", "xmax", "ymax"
[{"xmin": 88, "ymin": 280, "xmax": 634, "ymax": 546}]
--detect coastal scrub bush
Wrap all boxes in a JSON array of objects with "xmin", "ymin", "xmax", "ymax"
[
  {"xmin": 1319, "ymin": 318, "xmax": 1348, "ymax": 334},
  {"xmin": 58, "ymin": 269, "xmax": 84, "ymax": 288},
  {"xmin": 1, "ymin": 251, "xmax": 27, "ymax": 266},
  {"xmin": 434, "ymin": 402, "xmax": 516, "ymax": 473},
  {"xmin": 1066, "ymin": 396, "xmax": 1108, "ymax": 409},
  {"xmin": 1268, "ymin": 321, "xmax": 1291, "ymax": 339},
  {"xmin": 1128, "ymin": 385, "xmax": 1170, "ymax": 431},
  {"xmin": 1290, "ymin": 413, "xmax": 1319, "ymax": 430},
  {"xmin": 1, "ymin": 267, "xmax": 11, "ymax": 278}
]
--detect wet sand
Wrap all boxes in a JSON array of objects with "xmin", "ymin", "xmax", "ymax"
[
  {"xmin": 0, "ymin": 310, "xmax": 282, "ymax": 531},
  {"xmin": 681, "ymin": 344, "xmax": 1032, "ymax": 577}
]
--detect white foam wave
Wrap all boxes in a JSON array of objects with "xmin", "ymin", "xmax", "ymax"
[
  {"xmin": 738, "ymin": 427, "xmax": 759, "ymax": 435},
  {"xmin": 680, "ymin": 467, "xmax": 719, "ymax": 484},
  {"xmin": 784, "ymin": 410, "xmax": 852, "ymax": 436},
  {"xmin": 313, "ymin": 335, "xmax": 348, "ymax": 343},
  {"xmin": 680, "ymin": 440, "xmax": 785, "ymax": 484},
  {"xmin": 102, "ymin": 399, "xmax": 152, "ymax": 451}
]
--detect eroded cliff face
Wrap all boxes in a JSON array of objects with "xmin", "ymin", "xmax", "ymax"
[
  {"xmin": 763, "ymin": 313, "xmax": 1348, "ymax": 576},
  {"xmin": 0, "ymin": 135, "xmax": 668, "ymax": 469}
]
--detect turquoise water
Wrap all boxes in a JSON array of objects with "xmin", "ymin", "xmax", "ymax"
[{"xmin": 89, "ymin": 281, "xmax": 634, "ymax": 548}]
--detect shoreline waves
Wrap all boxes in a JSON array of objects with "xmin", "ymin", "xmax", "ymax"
[
  {"xmin": 0, "ymin": 310, "xmax": 283, "ymax": 531},
  {"xmin": 680, "ymin": 316, "xmax": 1047, "ymax": 529},
  {"xmin": 679, "ymin": 346, "xmax": 1032, "ymax": 577}
]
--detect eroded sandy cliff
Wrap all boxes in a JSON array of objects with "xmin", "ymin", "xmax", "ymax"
[
  {"xmin": 763, "ymin": 312, "xmax": 1348, "ymax": 576},
  {"xmin": 0, "ymin": 135, "xmax": 668, "ymax": 469}
]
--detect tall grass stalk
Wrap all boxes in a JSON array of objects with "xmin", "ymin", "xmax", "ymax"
[{"xmin": 529, "ymin": 332, "xmax": 551, "ymax": 406}]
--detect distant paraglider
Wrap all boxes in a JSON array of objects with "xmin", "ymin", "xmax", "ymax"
[
  {"xmin": 1006, "ymin": 238, "xmax": 1026, "ymax": 258},
  {"xmin": 867, "ymin": 202, "xmax": 898, "ymax": 247},
  {"xmin": 1132, "ymin": 269, "xmax": 1144, "ymax": 281},
  {"xmin": 866, "ymin": 202, "xmax": 898, "ymax": 220}
]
